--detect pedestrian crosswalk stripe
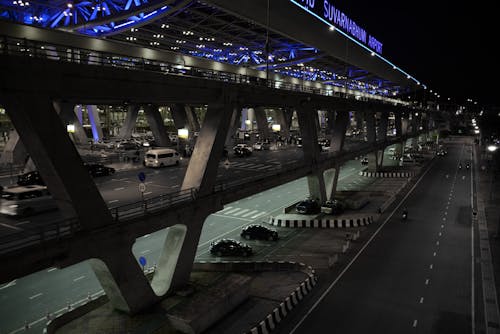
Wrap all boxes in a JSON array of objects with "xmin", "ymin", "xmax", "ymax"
[
  {"xmin": 242, "ymin": 210, "xmax": 260, "ymax": 217},
  {"xmin": 251, "ymin": 212, "xmax": 266, "ymax": 219},
  {"xmin": 224, "ymin": 207, "xmax": 242, "ymax": 215},
  {"xmin": 233, "ymin": 209, "xmax": 249, "ymax": 216},
  {"xmin": 219, "ymin": 206, "xmax": 233, "ymax": 213}
]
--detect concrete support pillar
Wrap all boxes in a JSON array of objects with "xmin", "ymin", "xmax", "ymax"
[
  {"xmin": 254, "ymin": 107, "xmax": 270, "ymax": 140},
  {"xmin": 378, "ymin": 111, "xmax": 389, "ymax": 142},
  {"xmin": 181, "ymin": 93, "xmax": 235, "ymax": 196},
  {"xmin": 330, "ymin": 110, "xmax": 349, "ymax": 153},
  {"xmin": 0, "ymin": 130, "xmax": 28, "ymax": 166},
  {"xmin": 185, "ymin": 106, "xmax": 200, "ymax": 133},
  {"xmin": 354, "ymin": 111, "xmax": 363, "ymax": 131},
  {"xmin": 313, "ymin": 110, "xmax": 322, "ymax": 135},
  {"xmin": 276, "ymin": 108, "xmax": 292, "ymax": 138},
  {"xmin": 75, "ymin": 105, "xmax": 84, "ymax": 124},
  {"xmin": 324, "ymin": 166, "xmax": 341, "ymax": 201},
  {"xmin": 4, "ymin": 95, "xmax": 113, "ymax": 226},
  {"xmin": 171, "ymin": 104, "xmax": 189, "ymax": 131},
  {"xmin": 394, "ymin": 113, "xmax": 403, "ymax": 137},
  {"xmin": 53, "ymin": 101, "xmax": 88, "ymax": 145},
  {"xmin": 296, "ymin": 104, "xmax": 326, "ymax": 203},
  {"xmin": 144, "ymin": 105, "xmax": 171, "ymax": 147},
  {"xmin": 367, "ymin": 150, "xmax": 384, "ymax": 170},
  {"xmin": 119, "ymin": 105, "xmax": 139, "ymax": 139},
  {"xmin": 225, "ymin": 108, "xmax": 240, "ymax": 146},
  {"xmin": 365, "ymin": 110, "xmax": 377, "ymax": 144},
  {"xmin": 88, "ymin": 240, "xmax": 158, "ymax": 314},
  {"xmin": 86, "ymin": 105, "xmax": 103, "ymax": 141}
]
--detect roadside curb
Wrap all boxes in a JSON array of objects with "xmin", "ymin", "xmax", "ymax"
[
  {"xmin": 359, "ymin": 170, "xmax": 414, "ymax": 178},
  {"xmin": 268, "ymin": 215, "xmax": 374, "ymax": 228}
]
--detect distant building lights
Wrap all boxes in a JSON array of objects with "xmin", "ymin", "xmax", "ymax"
[
  {"xmin": 161, "ymin": 24, "xmax": 169, "ymax": 28},
  {"xmin": 67, "ymin": 2, "xmax": 73, "ymax": 8}
]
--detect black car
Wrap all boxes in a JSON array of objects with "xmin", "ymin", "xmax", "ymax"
[
  {"xmin": 241, "ymin": 224, "xmax": 279, "ymax": 241},
  {"xmin": 84, "ymin": 163, "xmax": 116, "ymax": 177},
  {"xmin": 209, "ymin": 239, "xmax": 253, "ymax": 257},
  {"xmin": 17, "ymin": 171, "xmax": 45, "ymax": 186},
  {"xmin": 234, "ymin": 146, "xmax": 252, "ymax": 157},
  {"xmin": 361, "ymin": 157, "xmax": 369, "ymax": 165},
  {"xmin": 322, "ymin": 199, "xmax": 345, "ymax": 215},
  {"xmin": 296, "ymin": 198, "xmax": 321, "ymax": 214}
]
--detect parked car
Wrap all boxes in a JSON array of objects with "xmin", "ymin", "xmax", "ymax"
[
  {"xmin": 436, "ymin": 149, "xmax": 447, "ymax": 156},
  {"xmin": 296, "ymin": 198, "xmax": 321, "ymax": 214},
  {"xmin": 252, "ymin": 141, "xmax": 270, "ymax": 151},
  {"xmin": 241, "ymin": 224, "xmax": 279, "ymax": 241},
  {"xmin": 209, "ymin": 239, "xmax": 253, "ymax": 257},
  {"xmin": 143, "ymin": 148, "xmax": 180, "ymax": 167},
  {"xmin": 234, "ymin": 146, "xmax": 252, "ymax": 157},
  {"xmin": 84, "ymin": 163, "xmax": 116, "ymax": 177},
  {"xmin": 361, "ymin": 157, "xmax": 369, "ymax": 165},
  {"xmin": 17, "ymin": 171, "xmax": 44, "ymax": 186},
  {"xmin": 322, "ymin": 199, "xmax": 345, "ymax": 215}
]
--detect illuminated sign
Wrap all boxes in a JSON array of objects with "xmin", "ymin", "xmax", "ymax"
[{"xmin": 291, "ymin": 0, "xmax": 383, "ymax": 54}]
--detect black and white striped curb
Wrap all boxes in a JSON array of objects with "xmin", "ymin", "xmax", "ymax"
[
  {"xmin": 245, "ymin": 264, "xmax": 317, "ymax": 334},
  {"xmin": 268, "ymin": 215, "xmax": 374, "ymax": 228},
  {"xmin": 359, "ymin": 170, "xmax": 414, "ymax": 178}
]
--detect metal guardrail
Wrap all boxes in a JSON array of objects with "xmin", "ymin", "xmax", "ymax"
[{"xmin": 0, "ymin": 35, "xmax": 377, "ymax": 101}]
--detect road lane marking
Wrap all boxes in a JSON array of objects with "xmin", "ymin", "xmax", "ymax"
[
  {"xmin": 171, "ymin": 185, "xmax": 179, "ymax": 188},
  {"xmin": 0, "ymin": 223, "xmax": 21, "ymax": 230},
  {"xmin": 0, "ymin": 279, "xmax": 16, "ymax": 290},
  {"xmin": 442, "ymin": 217, "xmax": 446, "ymax": 221},
  {"xmin": 140, "ymin": 249, "xmax": 151, "ymax": 255},
  {"xmin": 289, "ymin": 160, "xmax": 436, "ymax": 334},
  {"xmin": 211, "ymin": 213, "xmax": 252, "ymax": 222},
  {"xmin": 441, "ymin": 225, "xmax": 444, "ymax": 228},
  {"xmin": 438, "ymin": 232, "xmax": 442, "ymax": 236},
  {"xmin": 108, "ymin": 199, "xmax": 119, "ymax": 204},
  {"xmin": 224, "ymin": 207, "xmax": 242, "ymax": 215},
  {"xmin": 113, "ymin": 187, "xmax": 125, "ymax": 191},
  {"xmin": 144, "ymin": 191, "xmax": 153, "ymax": 195},
  {"xmin": 73, "ymin": 275, "xmax": 85, "ymax": 282},
  {"xmin": 429, "ymin": 264, "xmax": 433, "ymax": 269},
  {"xmin": 29, "ymin": 293, "xmax": 43, "ymax": 300},
  {"xmin": 251, "ymin": 212, "xmax": 266, "ymax": 219},
  {"xmin": 15, "ymin": 220, "xmax": 31, "ymax": 226},
  {"xmin": 433, "ymin": 252, "xmax": 437, "ymax": 257},
  {"xmin": 219, "ymin": 206, "xmax": 233, "ymax": 213},
  {"xmin": 436, "ymin": 241, "xmax": 440, "ymax": 246},
  {"xmin": 425, "ymin": 279, "xmax": 430, "ymax": 285},
  {"xmin": 419, "ymin": 297, "xmax": 424, "ymax": 304},
  {"xmin": 143, "ymin": 234, "xmax": 150, "ymax": 238},
  {"xmin": 242, "ymin": 210, "xmax": 259, "ymax": 217},
  {"xmin": 233, "ymin": 209, "xmax": 249, "ymax": 216},
  {"xmin": 47, "ymin": 267, "xmax": 57, "ymax": 272},
  {"xmin": 413, "ymin": 320, "xmax": 418, "ymax": 327}
]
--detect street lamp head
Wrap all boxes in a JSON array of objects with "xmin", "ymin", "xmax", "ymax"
[{"xmin": 487, "ymin": 145, "xmax": 498, "ymax": 152}]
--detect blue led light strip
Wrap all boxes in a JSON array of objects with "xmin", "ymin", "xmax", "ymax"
[{"xmin": 289, "ymin": 0, "xmax": 422, "ymax": 86}]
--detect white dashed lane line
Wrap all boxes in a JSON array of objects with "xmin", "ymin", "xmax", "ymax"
[
  {"xmin": 113, "ymin": 187, "xmax": 125, "ymax": 191},
  {"xmin": 419, "ymin": 297, "xmax": 424, "ymax": 304},
  {"xmin": 413, "ymin": 320, "xmax": 418, "ymax": 327},
  {"xmin": 425, "ymin": 279, "xmax": 430, "ymax": 285},
  {"xmin": 29, "ymin": 293, "xmax": 43, "ymax": 300},
  {"xmin": 73, "ymin": 275, "xmax": 85, "ymax": 282},
  {"xmin": 108, "ymin": 199, "xmax": 119, "ymax": 204}
]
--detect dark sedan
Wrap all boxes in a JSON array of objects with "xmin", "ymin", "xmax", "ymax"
[
  {"xmin": 209, "ymin": 239, "xmax": 253, "ymax": 257},
  {"xmin": 296, "ymin": 198, "xmax": 321, "ymax": 214},
  {"xmin": 84, "ymin": 163, "xmax": 116, "ymax": 177},
  {"xmin": 234, "ymin": 146, "xmax": 252, "ymax": 157},
  {"xmin": 241, "ymin": 224, "xmax": 279, "ymax": 241},
  {"xmin": 17, "ymin": 171, "xmax": 44, "ymax": 186}
]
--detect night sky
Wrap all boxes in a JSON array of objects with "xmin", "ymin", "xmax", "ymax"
[{"xmin": 339, "ymin": 1, "xmax": 498, "ymax": 109}]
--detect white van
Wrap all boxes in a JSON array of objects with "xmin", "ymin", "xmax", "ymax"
[
  {"xmin": 0, "ymin": 185, "xmax": 58, "ymax": 216},
  {"xmin": 143, "ymin": 148, "xmax": 180, "ymax": 167}
]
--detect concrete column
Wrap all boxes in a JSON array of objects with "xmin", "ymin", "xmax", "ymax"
[
  {"xmin": 354, "ymin": 110, "xmax": 363, "ymax": 130},
  {"xmin": 254, "ymin": 107, "xmax": 270, "ymax": 140},
  {"xmin": 181, "ymin": 94, "xmax": 235, "ymax": 196},
  {"xmin": 394, "ymin": 112, "xmax": 403, "ymax": 137},
  {"xmin": 313, "ymin": 110, "xmax": 322, "ymax": 134},
  {"xmin": 171, "ymin": 104, "xmax": 189, "ymax": 131},
  {"xmin": 330, "ymin": 110, "xmax": 349, "ymax": 153},
  {"xmin": 119, "ymin": 105, "xmax": 139, "ymax": 139},
  {"xmin": 0, "ymin": 130, "xmax": 28, "ymax": 166},
  {"xmin": 53, "ymin": 101, "xmax": 88, "ymax": 145},
  {"xmin": 365, "ymin": 109, "xmax": 377, "ymax": 144},
  {"xmin": 75, "ymin": 105, "xmax": 84, "ymax": 124},
  {"xmin": 240, "ymin": 108, "xmax": 248, "ymax": 131},
  {"xmin": 225, "ymin": 108, "xmax": 240, "ymax": 146},
  {"xmin": 144, "ymin": 105, "xmax": 171, "ymax": 147},
  {"xmin": 378, "ymin": 111, "xmax": 389, "ymax": 142},
  {"xmin": 4, "ymin": 95, "xmax": 113, "ymax": 227},
  {"xmin": 185, "ymin": 106, "xmax": 200, "ymax": 133},
  {"xmin": 296, "ymin": 104, "xmax": 326, "ymax": 203},
  {"xmin": 86, "ymin": 105, "xmax": 103, "ymax": 141},
  {"xmin": 324, "ymin": 166, "xmax": 341, "ymax": 201},
  {"xmin": 276, "ymin": 108, "xmax": 291, "ymax": 139},
  {"xmin": 88, "ymin": 239, "xmax": 158, "ymax": 314}
]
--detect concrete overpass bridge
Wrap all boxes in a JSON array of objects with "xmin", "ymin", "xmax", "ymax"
[{"xmin": 0, "ymin": 1, "xmax": 439, "ymax": 316}]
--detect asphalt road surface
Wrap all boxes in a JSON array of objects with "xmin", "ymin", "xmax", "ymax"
[{"xmin": 278, "ymin": 141, "xmax": 475, "ymax": 334}]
